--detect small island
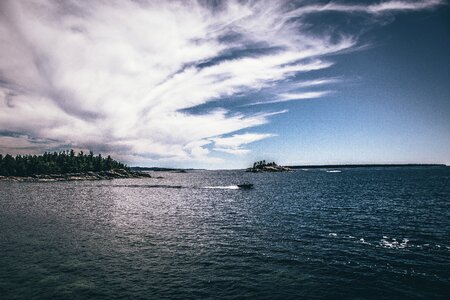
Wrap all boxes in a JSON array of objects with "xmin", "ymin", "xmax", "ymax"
[
  {"xmin": 247, "ymin": 160, "xmax": 292, "ymax": 172},
  {"xmin": 0, "ymin": 150, "xmax": 151, "ymax": 182}
]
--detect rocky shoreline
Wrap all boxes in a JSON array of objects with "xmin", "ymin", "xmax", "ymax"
[
  {"xmin": 246, "ymin": 161, "xmax": 292, "ymax": 173},
  {"xmin": 0, "ymin": 169, "xmax": 152, "ymax": 182}
]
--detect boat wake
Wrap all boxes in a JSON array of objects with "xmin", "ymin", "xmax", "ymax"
[
  {"xmin": 105, "ymin": 184, "xmax": 184, "ymax": 189},
  {"xmin": 203, "ymin": 185, "xmax": 240, "ymax": 190}
]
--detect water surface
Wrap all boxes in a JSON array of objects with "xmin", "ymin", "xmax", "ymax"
[{"xmin": 1, "ymin": 167, "xmax": 449, "ymax": 299}]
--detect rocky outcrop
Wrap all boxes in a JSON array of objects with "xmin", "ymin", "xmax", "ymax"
[
  {"xmin": 0, "ymin": 169, "xmax": 152, "ymax": 182},
  {"xmin": 246, "ymin": 161, "xmax": 292, "ymax": 172}
]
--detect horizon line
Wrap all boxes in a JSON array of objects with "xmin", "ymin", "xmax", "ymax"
[{"xmin": 130, "ymin": 163, "xmax": 448, "ymax": 170}]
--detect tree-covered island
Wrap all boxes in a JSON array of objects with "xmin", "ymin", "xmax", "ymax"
[
  {"xmin": 247, "ymin": 160, "xmax": 292, "ymax": 172},
  {"xmin": 0, "ymin": 150, "xmax": 151, "ymax": 181}
]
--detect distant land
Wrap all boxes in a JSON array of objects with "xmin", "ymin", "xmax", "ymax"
[
  {"xmin": 133, "ymin": 163, "xmax": 447, "ymax": 171},
  {"xmin": 287, "ymin": 164, "xmax": 447, "ymax": 169},
  {"xmin": 130, "ymin": 167, "xmax": 202, "ymax": 172}
]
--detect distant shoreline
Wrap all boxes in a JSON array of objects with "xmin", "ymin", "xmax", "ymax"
[
  {"xmin": 287, "ymin": 164, "xmax": 447, "ymax": 169},
  {"xmin": 131, "ymin": 164, "xmax": 447, "ymax": 171},
  {"xmin": 3, "ymin": 164, "xmax": 446, "ymax": 182},
  {"xmin": 130, "ymin": 167, "xmax": 201, "ymax": 172}
]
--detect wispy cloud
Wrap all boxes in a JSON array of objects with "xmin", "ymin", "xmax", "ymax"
[
  {"xmin": 286, "ymin": 0, "xmax": 443, "ymax": 16},
  {"xmin": 294, "ymin": 78, "xmax": 341, "ymax": 88},
  {"xmin": 213, "ymin": 148, "xmax": 251, "ymax": 156},
  {"xmin": 249, "ymin": 91, "xmax": 332, "ymax": 106},
  {"xmin": 211, "ymin": 132, "xmax": 275, "ymax": 155},
  {"xmin": 0, "ymin": 0, "xmax": 442, "ymax": 165}
]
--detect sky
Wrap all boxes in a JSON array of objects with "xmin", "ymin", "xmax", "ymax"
[{"xmin": 0, "ymin": 0, "xmax": 449, "ymax": 169}]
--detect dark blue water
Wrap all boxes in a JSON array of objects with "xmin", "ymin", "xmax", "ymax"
[{"xmin": 1, "ymin": 167, "xmax": 449, "ymax": 299}]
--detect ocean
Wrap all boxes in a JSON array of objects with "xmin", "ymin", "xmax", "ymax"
[{"xmin": 0, "ymin": 167, "xmax": 449, "ymax": 299}]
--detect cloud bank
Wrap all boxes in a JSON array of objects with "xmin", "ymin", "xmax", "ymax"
[{"xmin": 0, "ymin": 0, "xmax": 442, "ymax": 165}]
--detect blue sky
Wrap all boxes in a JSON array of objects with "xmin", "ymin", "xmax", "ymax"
[
  {"xmin": 242, "ymin": 5, "xmax": 450, "ymax": 168},
  {"xmin": 0, "ymin": 0, "xmax": 448, "ymax": 168}
]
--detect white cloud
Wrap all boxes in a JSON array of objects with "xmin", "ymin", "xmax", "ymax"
[
  {"xmin": 0, "ymin": 0, "xmax": 442, "ymax": 165},
  {"xmin": 212, "ymin": 132, "xmax": 275, "ymax": 148},
  {"xmin": 213, "ymin": 148, "xmax": 251, "ymax": 156},
  {"xmin": 211, "ymin": 133, "xmax": 276, "ymax": 156},
  {"xmin": 249, "ymin": 91, "xmax": 332, "ymax": 106},
  {"xmin": 294, "ymin": 78, "xmax": 341, "ymax": 88},
  {"xmin": 286, "ymin": 0, "xmax": 443, "ymax": 16}
]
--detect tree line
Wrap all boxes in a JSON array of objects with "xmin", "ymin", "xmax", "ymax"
[
  {"xmin": 0, "ymin": 150, "xmax": 129, "ymax": 176},
  {"xmin": 252, "ymin": 160, "xmax": 277, "ymax": 169}
]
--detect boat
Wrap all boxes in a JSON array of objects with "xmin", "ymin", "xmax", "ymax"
[{"xmin": 237, "ymin": 183, "xmax": 254, "ymax": 189}]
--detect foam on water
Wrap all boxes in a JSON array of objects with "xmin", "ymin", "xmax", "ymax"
[
  {"xmin": 379, "ymin": 238, "xmax": 409, "ymax": 249},
  {"xmin": 359, "ymin": 238, "xmax": 372, "ymax": 245},
  {"xmin": 330, "ymin": 234, "xmax": 450, "ymax": 252},
  {"xmin": 203, "ymin": 185, "xmax": 239, "ymax": 189}
]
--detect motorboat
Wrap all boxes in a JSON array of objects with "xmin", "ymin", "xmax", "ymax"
[{"xmin": 237, "ymin": 183, "xmax": 254, "ymax": 189}]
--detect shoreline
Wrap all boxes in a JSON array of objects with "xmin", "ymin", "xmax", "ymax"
[
  {"xmin": 1, "ymin": 164, "xmax": 447, "ymax": 182},
  {"xmin": 287, "ymin": 163, "xmax": 447, "ymax": 169},
  {"xmin": 0, "ymin": 169, "xmax": 152, "ymax": 182}
]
